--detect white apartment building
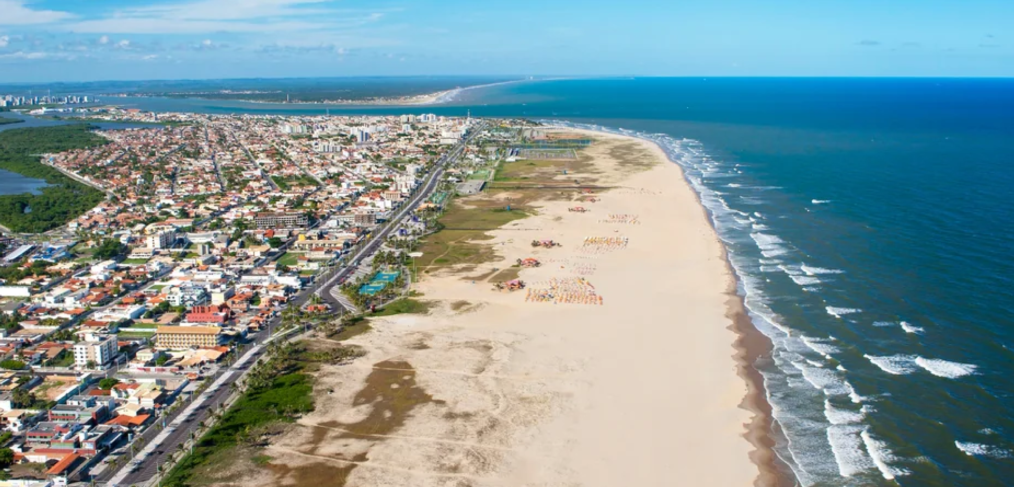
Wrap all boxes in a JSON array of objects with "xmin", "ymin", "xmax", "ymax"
[
  {"xmin": 145, "ymin": 230, "xmax": 177, "ymax": 250},
  {"xmin": 74, "ymin": 335, "xmax": 118, "ymax": 368}
]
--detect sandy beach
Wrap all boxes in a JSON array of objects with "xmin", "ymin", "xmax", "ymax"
[{"xmin": 236, "ymin": 129, "xmax": 775, "ymax": 486}]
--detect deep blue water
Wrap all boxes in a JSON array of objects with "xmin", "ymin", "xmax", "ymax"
[{"xmin": 98, "ymin": 78, "xmax": 1014, "ymax": 486}]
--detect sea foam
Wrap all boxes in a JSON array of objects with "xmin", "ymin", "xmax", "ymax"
[
  {"xmin": 915, "ymin": 357, "xmax": 978, "ymax": 378},
  {"xmin": 826, "ymin": 306, "xmax": 861, "ymax": 319},
  {"xmin": 802, "ymin": 265, "xmax": 844, "ymax": 275},
  {"xmin": 828, "ymin": 425, "xmax": 875, "ymax": 477},
  {"xmin": 900, "ymin": 321, "xmax": 925, "ymax": 334},
  {"xmin": 956, "ymin": 441, "xmax": 1011, "ymax": 459},
  {"xmin": 862, "ymin": 429, "xmax": 908, "ymax": 480},
  {"xmin": 825, "ymin": 399, "xmax": 865, "ymax": 425},
  {"xmin": 865, "ymin": 354, "xmax": 918, "ymax": 375},
  {"xmin": 802, "ymin": 336, "xmax": 840, "ymax": 358}
]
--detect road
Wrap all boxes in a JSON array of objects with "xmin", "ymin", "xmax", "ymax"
[
  {"xmin": 315, "ymin": 122, "xmax": 483, "ymax": 311},
  {"xmin": 100, "ymin": 123, "xmax": 481, "ymax": 486}
]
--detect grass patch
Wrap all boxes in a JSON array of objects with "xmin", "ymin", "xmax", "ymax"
[
  {"xmin": 122, "ymin": 258, "xmax": 150, "ymax": 265},
  {"xmin": 116, "ymin": 331, "xmax": 155, "ymax": 339},
  {"xmin": 415, "ymin": 198, "xmax": 529, "ymax": 271},
  {"xmin": 277, "ymin": 251, "xmax": 300, "ymax": 268},
  {"xmin": 489, "ymin": 267, "xmax": 522, "ymax": 283},
  {"xmin": 329, "ymin": 316, "xmax": 372, "ymax": 342},
  {"xmin": 162, "ymin": 342, "xmax": 319, "ymax": 487},
  {"xmin": 251, "ymin": 454, "xmax": 273, "ymax": 466},
  {"xmin": 371, "ymin": 298, "xmax": 431, "ymax": 317}
]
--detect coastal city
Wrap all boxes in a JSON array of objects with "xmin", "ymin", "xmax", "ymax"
[
  {"xmin": 1, "ymin": 1, "xmax": 1008, "ymax": 486},
  {"xmin": 0, "ymin": 105, "xmax": 519, "ymax": 486}
]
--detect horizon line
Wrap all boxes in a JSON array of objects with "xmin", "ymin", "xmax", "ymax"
[{"xmin": 3, "ymin": 75, "xmax": 1014, "ymax": 87}]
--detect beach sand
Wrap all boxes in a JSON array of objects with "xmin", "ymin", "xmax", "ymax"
[{"xmin": 238, "ymin": 129, "xmax": 776, "ymax": 486}]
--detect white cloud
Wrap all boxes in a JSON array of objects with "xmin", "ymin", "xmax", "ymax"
[
  {"xmin": 0, "ymin": 0, "xmax": 73, "ymax": 25},
  {"xmin": 99, "ymin": 35, "xmax": 109, "ymax": 45},
  {"xmin": 0, "ymin": 51, "xmax": 74, "ymax": 60},
  {"xmin": 64, "ymin": 0, "xmax": 387, "ymax": 34},
  {"xmin": 142, "ymin": 54, "xmax": 158, "ymax": 60},
  {"xmin": 202, "ymin": 39, "xmax": 213, "ymax": 46},
  {"xmin": 0, "ymin": 36, "xmax": 8, "ymax": 48},
  {"xmin": 117, "ymin": 39, "xmax": 131, "ymax": 49}
]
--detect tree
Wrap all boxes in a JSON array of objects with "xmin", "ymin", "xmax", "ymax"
[
  {"xmin": 267, "ymin": 237, "xmax": 283, "ymax": 248},
  {"xmin": 0, "ymin": 360, "xmax": 25, "ymax": 370},
  {"xmin": 86, "ymin": 360, "xmax": 97, "ymax": 370},
  {"xmin": 99, "ymin": 377, "xmax": 120, "ymax": 390},
  {"xmin": 0, "ymin": 448, "xmax": 14, "ymax": 468},
  {"xmin": 93, "ymin": 238, "xmax": 127, "ymax": 260},
  {"xmin": 11, "ymin": 388, "xmax": 35, "ymax": 408}
]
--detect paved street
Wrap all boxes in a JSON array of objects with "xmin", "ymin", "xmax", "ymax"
[{"xmin": 98, "ymin": 123, "xmax": 482, "ymax": 486}]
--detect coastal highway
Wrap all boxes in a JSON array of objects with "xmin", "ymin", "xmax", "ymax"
[
  {"xmin": 315, "ymin": 122, "xmax": 483, "ymax": 311},
  {"xmin": 99, "ymin": 123, "xmax": 479, "ymax": 486}
]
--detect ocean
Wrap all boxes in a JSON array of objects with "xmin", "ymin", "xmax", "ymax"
[{"xmin": 95, "ymin": 78, "xmax": 1014, "ymax": 486}]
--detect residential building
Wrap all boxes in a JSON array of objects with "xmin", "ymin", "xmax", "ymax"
[
  {"xmin": 145, "ymin": 230, "xmax": 176, "ymax": 250},
  {"xmin": 155, "ymin": 326, "xmax": 223, "ymax": 349},
  {"xmin": 73, "ymin": 335, "xmax": 118, "ymax": 368},
  {"xmin": 254, "ymin": 212, "xmax": 308, "ymax": 229}
]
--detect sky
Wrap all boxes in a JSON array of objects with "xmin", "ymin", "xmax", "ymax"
[{"xmin": 0, "ymin": 0, "xmax": 1011, "ymax": 82}]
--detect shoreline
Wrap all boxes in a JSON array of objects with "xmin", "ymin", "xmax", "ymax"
[
  {"xmin": 245, "ymin": 126, "xmax": 772, "ymax": 486},
  {"xmin": 110, "ymin": 78, "xmax": 540, "ymax": 108},
  {"xmin": 555, "ymin": 124, "xmax": 794, "ymax": 487}
]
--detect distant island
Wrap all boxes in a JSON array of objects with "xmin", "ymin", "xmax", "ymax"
[{"xmin": 0, "ymin": 116, "xmax": 25, "ymax": 126}]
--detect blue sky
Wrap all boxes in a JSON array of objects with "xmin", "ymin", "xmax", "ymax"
[{"xmin": 0, "ymin": 0, "xmax": 1011, "ymax": 82}]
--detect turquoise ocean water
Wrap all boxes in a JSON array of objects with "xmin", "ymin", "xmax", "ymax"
[{"xmin": 126, "ymin": 78, "xmax": 1014, "ymax": 486}]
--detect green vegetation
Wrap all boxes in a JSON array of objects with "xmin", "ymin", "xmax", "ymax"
[
  {"xmin": 415, "ymin": 196, "xmax": 529, "ymax": 271},
  {"xmin": 0, "ymin": 448, "xmax": 14, "ymax": 469},
  {"xmin": 0, "ymin": 117, "xmax": 24, "ymax": 126},
  {"xmin": 92, "ymin": 238, "xmax": 127, "ymax": 260},
  {"xmin": 371, "ymin": 298, "xmax": 432, "ymax": 317},
  {"xmin": 327, "ymin": 316, "xmax": 372, "ymax": 341},
  {"xmin": 162, "ymin": 341, "xmax": 338, "ymax": 487},
  {"xmin": 0, "ymin": 124, "xmax": 107, "ymax": 233},
  {"xmin": 0, "ymin": 360, "xmax": 26, "ymax": 370},
  {"xmin": 277, "ymin": 251, "xmax": 300, "ymax": 268},
  {"xmin": 271, "ymin": 174, "xmax": 318, "ymax": 191},
  {"xmin": 45, "ymin": 350, "xmax": 75, "ymax": 368},
  {"xmin": 98, "ymin": 377, "xmax": 120, "ymax": 389}
]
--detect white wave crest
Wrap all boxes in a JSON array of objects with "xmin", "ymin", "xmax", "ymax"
[
  {"xmin": 956, "ymin": 441, "xmax": 1011, "ymax": 458},
  {"xmin": 826, "ymin": 306, "xmax": 861, "ymax": 319},
  {"xmin": 802, "ymin": 336, "xmax": 840, "ymax": 358},
  {"xmin": 825, "ymin": 399, "xmax": 865, "ymax": 425},
  {"xmin": 802, "ymin": 265, "xmax": 844, "ymax": 275},
  {"xmin": 812, "ymin": 199, "xmax": 831, "ymax": 204},
  {"xmin": 862, "ymin": 429, "xmax": 908, "ymax": 480},
  {"xmin": 828, "ymin": 425, "xmax": 875, "ymax": 477},
  {"xmin": 865, "ymin": 354, "xmax": 918, "ymax": 375},
  {"xmin": 915, "ymin": 357, "xmax": 978, "ymax": 378},
  {"xmin": 900, "ymin": 321, "xmax": 925, "ymax": 334},
  {"xmin": 790, "ymin": 275, "xmax": 822, "ymax": 286}
]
